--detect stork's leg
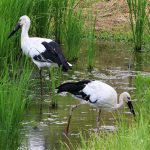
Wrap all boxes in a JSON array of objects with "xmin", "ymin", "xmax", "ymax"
[
  {"xmin": 39, "ymin": 69, "xmax": 43, "ymax": 97},
  {"xmin": 66, "ymin": 104, "xmax": 82, "ymax": 135},
  {"xmin": 48, "ymin": 68, "xmax": 52, "ymax": 93},
  {"xmin": 48, "ymin": 69, "xmax": 51, "ymax": 79},
  {"xmin": 96, "ymin": 109, "xmax": 101, "ymax": 132}
]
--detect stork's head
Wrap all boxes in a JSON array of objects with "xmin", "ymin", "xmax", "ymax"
[
  {"xmin": 122, "ymin": 92, "xmax": 131, "ymax": 102},
  {"xmin": 122, "ymin": 92, "xmax": 135, "ymax": 117},
  {"xmin": 18, "ymin": 15, "xmax": 31, "ymax": 27},
  {"xmin": 8, "ymin": 15, "xmax": 30, "ymax": 38}
]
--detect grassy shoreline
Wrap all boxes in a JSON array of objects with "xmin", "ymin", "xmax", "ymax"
[{"xmin": 0, "ymin": 61, "xmax": 32, "ymax": 150}]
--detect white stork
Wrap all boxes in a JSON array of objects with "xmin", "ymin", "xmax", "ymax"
[
  {"xmin": 8, "ymin": 15, "xmax": 71, "ymax": 96},
  {"xmin": 56, "ymin": 80, "xmax": 135, "ymax": 134}
]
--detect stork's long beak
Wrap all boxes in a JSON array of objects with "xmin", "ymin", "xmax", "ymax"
[
  {"xmin": 8, "ymin": 23, "xmax": 21, "ymax": 39},
  {"xmin": 127, "ymin": 101, "xmax": 135, "ymax": 117}
]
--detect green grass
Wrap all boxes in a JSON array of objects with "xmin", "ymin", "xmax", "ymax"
[
  {"xmin": 98, "ymin": 31, "xmax": 133, "ymax": 42},
  {"xmin": 75, "ymin": 117, "xmax": 149, "ymax": 150},
  {"xmin": 0, "ymin": 1, "xmax": 35, "ymax": 148},
  {"xmin": 0, "ymin": 0, "xmax": 33, "ymax": 62},
  {"xmin": 61, "ymin": 4, "xmax": 84, "ymax": 61},
  {"xmin": 48, "ymin": 67, "xmax": 62, "ymax": 108},
  {"xmin": 32, "ymin": 0, "xmax": 50, "ymax": 37},
  {"xmin": 55, "ymin": 0, "xmax": 84, "ymax": 61},
  {"xmin": 0, "ymin": 61, "xmax": 32, "ymax": 150},
  {"xmin": 86, "ymin": 11, "xmax": 96, "ymax": 70},
  {"xmin": 48, "ymin": 0, "xmax": 68, "ymax": 43},
  {"xmin": 127, "ymin": 0, "xmax": 147, "ymax": 51}
]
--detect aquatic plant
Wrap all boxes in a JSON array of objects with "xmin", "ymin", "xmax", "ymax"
[
  {"xmin": 75, "ymin": 116, "xmax": 149, "ymax": 150},
  {"xmin": 86, "ymin": 12, "xmax": 96, "ymax": 70},
  {"xmin": 48, "ymin": 67, "xmax": 62, "ymax": 108},
  {"xmin": 147, "ymin": 19, "xmax": 150, "ymax": 30},
  {"xmin": 32, "ymin": 0, "xmax": 50, "ymax": 37},
  {"xmin": 48, "ymin": 0, "xmax": 68, "ymax": 43},
  {"xmin": 0, "ymin": 0, "xmax": 33, "ymax": 61},
  {"xmin": 59, "ymin": 0, "xmax": 83, "ymax": 61},
  {"xmin": 0, "ymin": 61, "xmax": 31, "ymax": 150},
  {"xmin": 127, "ymin": 0, "xmax": 147, "ymax": 51}
]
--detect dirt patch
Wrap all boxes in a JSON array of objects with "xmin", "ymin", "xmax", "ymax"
[{"xmin": 91, "ymin": 0, "xmax": 130, "ymax": 33}]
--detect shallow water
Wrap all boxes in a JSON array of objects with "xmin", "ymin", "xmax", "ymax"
[{"xmin": 20, "ymin": 41, "xmax": 150, "ymax": 150}]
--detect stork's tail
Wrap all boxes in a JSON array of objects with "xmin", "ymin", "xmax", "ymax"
[
  {"xmin": 61, "ymin": 61, "xmax": 72, "ymax": 71},
  {"xmin": 67, "ymin": 62, "xmax": 72, "ymax": 67}
]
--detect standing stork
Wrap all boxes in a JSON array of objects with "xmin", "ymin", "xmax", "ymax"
[
  {"xmin": 56, "ymin": 80, "xmax": 135, "ymax": 134},
  {"xmin": 8, "ymin": 15, "xmax": 71, "ymax": 96}
]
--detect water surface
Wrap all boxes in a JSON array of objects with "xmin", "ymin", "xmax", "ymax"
[{"xmin": 20, "ymin": 41, "xmax": 150, "ymax": 150}]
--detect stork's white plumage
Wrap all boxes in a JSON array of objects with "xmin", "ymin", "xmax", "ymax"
[
  {"xmin": 57, "ymin": 80, "xmax": 135, "ymax": 134},
  {"xmin": 8, "ymin": 15, "xmax": 71, "ymax": 95},
  {"xmin": 8, "ymin": 15, "xmax": 71, "ymax": 70}
]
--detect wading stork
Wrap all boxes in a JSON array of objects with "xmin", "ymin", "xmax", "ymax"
[
  {"xmin": 56, "ymin": 80, "xmax": 135, "ymax": 134},
  {"xmin": 8, "ymin": 15, "xmax": 71, "ymax": 96}
]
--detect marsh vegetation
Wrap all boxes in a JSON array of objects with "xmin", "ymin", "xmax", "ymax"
[{"xmin": 0, "ymin": 0, "xmax": 150, "ymax": 149}]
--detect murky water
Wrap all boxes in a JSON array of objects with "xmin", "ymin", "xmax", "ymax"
[{"xmin": 20, "ymin": 41, "xmax": 150, "ymax": 150}]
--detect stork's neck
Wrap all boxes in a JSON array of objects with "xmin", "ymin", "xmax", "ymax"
[
  {"xmin": 115, "ymin": 93, "xmax": 124, "ymax": 109},
  {"xmin": 21, "ymin": 25, "xmax": 29, "ymax": 40}
]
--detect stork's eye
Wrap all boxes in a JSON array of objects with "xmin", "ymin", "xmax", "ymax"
[{"xmin": 127, "ymin": 96, "xmax": 130, "ymax": 100}]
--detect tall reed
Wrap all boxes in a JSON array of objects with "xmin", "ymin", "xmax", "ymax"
[
  {"xmin": 0, "ymin": 0, "xmax": 33, "ymax": 61},
  {"xmin": 0, "ymin": 61, "xmax": 31, "ymax": 150},
  {"xmin": 135, "ymin": 75, "xmax": 150, "ymax": 117},
  {"xmin": 32, "ymin": 0, "xmax": 50, "ymax": 37},
  {"xmin": 86, "ymin": 12, "xmax": 96, "ymax": 70},
  {"xmin": 76, "ymin": 117, "xmax": 149, "ymax": 150},
  {"xmin": 127, "ymin": 0, "xmax": 147, "ymax": 51},
  {"xmin": 48, "ymin": 0, "xmax": 68, "ymax": 43},
  {"xmin": 61, "ymin": 0, "xmax": 84, "ymax": 61},
  {"xmin": 147, "ymin": 14, "xmax": 150, "ymax": 33},
  {"xmin": 48, "ymin": 67, "xmax": 62, "ymax": 108}
]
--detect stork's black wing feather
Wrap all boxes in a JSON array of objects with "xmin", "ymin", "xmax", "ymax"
[
  {"xmin": 56, "ymin": 80, "xmax": 93, "ymax": 101},
  {"xmin": 33, "ymin": 41, "xmax": 70, "ymax": 71},
  {"xmin": 57, "ymin": 80, "xmax": 91, "ymax": 93}
]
